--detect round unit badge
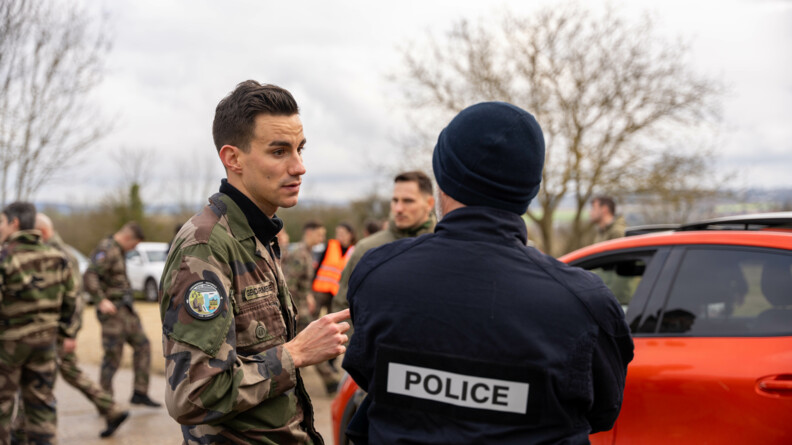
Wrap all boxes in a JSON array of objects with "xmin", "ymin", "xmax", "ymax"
[{"xmin": 184, "ymin": 281, "xmax": 223, "ymax": 320}]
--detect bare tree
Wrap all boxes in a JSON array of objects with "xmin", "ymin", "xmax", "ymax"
[
  {"xmin": 391, "ymin": 3, "xmax": 724, "ymax": 255},
  {"xmin": 0, "ymin": 0, "xmax": 111, "ymax": 205},
  {"xmin": 168, "ymin": 152, "xmax": 222, "ymax": 215}
]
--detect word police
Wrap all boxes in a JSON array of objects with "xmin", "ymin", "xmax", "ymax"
[{"xmin": 386, "ymin": 363, "xmax": 529, "ymax": 414}]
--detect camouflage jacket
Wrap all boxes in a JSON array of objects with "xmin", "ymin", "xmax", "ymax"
[
  {"xmin": 160, "ymin": 192, "xmax": 320, "ymax": 445},
  {"xmin": 281, "ymin": 242, "xmax": 314, "ymax": 310},
  {"xmin": 83, "ymin": 237, "xmax": 131, "ymax": 304},
  {"xmin": 594, "ymin": 215, "xmax": 627, "ymax": 244},
  {"xmin": 0, "ymin": 230, "xmax": 78, "ymax": 341},
  {"xmin": 334, "ymin": 213, "xmax": 437, "ymax": 312}
]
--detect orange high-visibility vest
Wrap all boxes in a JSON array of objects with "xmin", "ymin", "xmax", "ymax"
[{"xmin": 312, "ymin": 239, "xmax": 353, "ymax": 296}]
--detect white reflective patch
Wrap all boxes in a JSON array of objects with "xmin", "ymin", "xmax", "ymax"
[{"xmin": 386, "ymin": 362, "xmax": 529, "ymax": 414}]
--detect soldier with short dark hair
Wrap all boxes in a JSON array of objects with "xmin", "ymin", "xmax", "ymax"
[
  {"xmin": 83, "ymin": 221, "xmax": 161, "ymax": 408},
  {"xmin": 590, "ymin": 195, "xmax": 626, "ymax": 244},
  {"xmin": 333, "ymin": 170, "xmax": 437, "ymax": 313},
  {"xmin": 0, "ymin": 202, "xmax": 78, "ymax": 444},
  {"xmin": 160, "ymin": 80, "xmax": 349, "ymax": 443}
]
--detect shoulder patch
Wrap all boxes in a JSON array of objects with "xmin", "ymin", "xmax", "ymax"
[
  {"xmin": 93, "ymin": 251, "xmax": 106, "ymax": 262},
  {"xmin": 184, "ymin": 281, "xmax": 223, "ymax": 320}
]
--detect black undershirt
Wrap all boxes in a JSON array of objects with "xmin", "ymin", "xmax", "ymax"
[{"xmin": 219, "ymin": 179, "xmax": 283, "ymax": 259}]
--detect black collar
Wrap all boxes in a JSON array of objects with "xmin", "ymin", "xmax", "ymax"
[
  {"xmin": 435, "ymin": 206, "xmax": 528, "ymax": 246},
  {"xmin": 219, "ymin": 179, "xmax": 284, "ymax": 258}
]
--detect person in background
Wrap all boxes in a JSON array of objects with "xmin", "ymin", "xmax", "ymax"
[
  {"xmin": 333, "ymin": 171, "xmax": 436, "ymax": 314},
  {"xmin": 83, "ymin": 222, "xmax": 161, "ymax": 408},
  {"xmin": 283, "ymin": 221, "xmax": 325, "ymax": 332},
  {"xmin": 312, "ymin": 222, "xmax": 356, "ymax": 315},
  {"xmin": 311, "ymin": 222, "xmax": 356, "ymax": 393},
  {"xmin": 0, "ymin": 202, "xmax": 78, "ymax": 444},
  {"xmin": 27, "ymin": 214, "xmax": 129, "ymax": 438},
  {"xmin": 343, "ymin": 102, "xmax": 634, "ymax": 443},
  {"xmin": 590, "ymin": 195, "xmax": 626, "ymax": 244},
  {"xmin": 362, "ymin": 219, "xmax": 382, "ymax": 238}
]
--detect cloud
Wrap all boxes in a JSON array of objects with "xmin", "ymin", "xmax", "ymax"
[{"xmin": 32, "ymin": 0, "xmax": 792, "ymax": 208}]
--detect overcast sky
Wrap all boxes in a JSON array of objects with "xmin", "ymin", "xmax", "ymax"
[{"xmin": 36, "ymin": 0, "xmax": 792, "ymax": 209}]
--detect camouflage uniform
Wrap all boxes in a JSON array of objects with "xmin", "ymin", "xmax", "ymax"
[
  {"xmin": 42, "ymin": 233, "xmax": 120, "ymax": 420},
  {"xmin": 0, "ymin": 230, "xmax": 78, "ymax": 444},
  {"xmin": 83, "ymin": 237, "xmax": 151, "ymax": 396},
  {"xmin": 160, "ymin": 192, "xmax": 321, "ymax": 444},
  {"xmin": 593, "ymin": 215, "xmax": 627, "ymax": 244},
  {"xmin": 333, "ymin": 214, "xmax": 437, "ymax": 313},
  {"xmin": 283, "ymin": 242, "xmax": 339, "ymax": 391},
  {"xmin": 57, "ymin": 300, "xmax": 123, "ymax": 419},
  {"xmin": 281, "ymin": 242, "xmax": 314, "ymax": 332}
]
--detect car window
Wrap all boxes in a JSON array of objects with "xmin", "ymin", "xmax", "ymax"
[
  {"xmin": 657, "ymin": 248, "xmax": 792, "ymax": 336},
  {"xmin": 126, "ymin": 250, "xmax": 141, "ymax": 261},
  {"xmin": 575, "ymin": 251, "xmax": 657, "ymax": 317},
  {"xmin": 589, "ymin": 259, "xmax": 646, "ymax": 311},
  {"xmin": 146, "ymin": 250, "xmax": 168, "ymax": 262}
]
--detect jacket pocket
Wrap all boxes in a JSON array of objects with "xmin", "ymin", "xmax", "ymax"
[{"xmin": 234, "ymin": 294, "xmax": 287, "ymax": 353}]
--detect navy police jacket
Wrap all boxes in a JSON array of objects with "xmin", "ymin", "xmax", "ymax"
[{"xmin": 343, "ymin": 206, "xmax": 634, "ymax": 444}]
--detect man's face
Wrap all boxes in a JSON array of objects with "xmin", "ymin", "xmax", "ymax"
[
  {"xmin": 391, "ymin": 181, "xmax": 435, "ymax": 230},
  {"xmin": 0, "ymin": 214, "xmax": 17, "ymax": 243},
  {"xmin": 303, "ymin": 227, "xmax": 326, "ymax": 248},
  {"xmin": 589, "ymin": 200, "xmax": 604, "ymax": 223},
  {"xmin": 236, "ymin": 113, "xmax": 306, "ymax": 217},
  {"xmin": 120, "ymin": 236, "xmax": 141, "ymax": 253}
]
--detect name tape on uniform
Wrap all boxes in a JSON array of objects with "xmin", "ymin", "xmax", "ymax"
[{"xmin": 386, "ymin": 362, "xmax": 529, "ymax": 414}]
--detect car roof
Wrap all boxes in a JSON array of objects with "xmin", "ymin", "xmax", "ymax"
[
  {"xmin": 676, "ymin": 211, "xmax": 792, "ymax": 231},
  {"xmin": 135, "ymin": 241, "xmax": 169, "ymax": 250},
  {"xmin": 560, "ymin": 230, "xmax": 792, "ymax": 263}
]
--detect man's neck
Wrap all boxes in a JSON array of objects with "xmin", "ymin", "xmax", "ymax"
[
  {"xmin": 225, "ymin": 175, "xmax": 276, "ymax": 218},
  {"xmin": 598, "ymin": 214, "xmax": 614, "ymax": 230}
]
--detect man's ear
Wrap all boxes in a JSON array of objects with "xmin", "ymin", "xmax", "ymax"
[{"xmin": 219, "ymin": 145, "xmax": 243, "ymax": 175}]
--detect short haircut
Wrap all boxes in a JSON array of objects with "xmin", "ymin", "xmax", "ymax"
[
  {"xmin": 302, "ymin": 220, "xmax": 324, "ymax": 233},
  {"xmin": 2, "ymin": 201, "xmax": 36, "ymax": 230},
  {"xmin": 212, "ymin": 80, "xmax": 299, "ymax": 153},
  {"xmin": 394, "ymin": 171, "xmax": 433, "ymax": 196},
  {"xmin": 122, "ymin": 221, "xmax": 145, "ymax": 241},
  {"xmin": 592, "ymin": 196, "xmax": 616, "ymax": 215},
  {"xmin": 364, "ymin": 219, "xmax": 382, "ymax": 236}
]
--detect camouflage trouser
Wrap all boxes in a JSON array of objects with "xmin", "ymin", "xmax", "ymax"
[
  {"xmin": 9, "ymin": 338, "xmax": 124, "ymax": 444},
  {"xmin": 0, "ymin": 331, "xmax": 58, "ymax": 445},
  {"xmin": 57, "ymin": 341, "xmax": 121, "ymax": 419},
  {"xmin": 98, "ymin": 305, "xmax": 151, "ymax": 396}
]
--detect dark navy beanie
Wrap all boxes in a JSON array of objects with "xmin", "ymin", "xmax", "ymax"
[{"xmin": 432, "ymin": 102, "xmax": 545, "ymax": 214}]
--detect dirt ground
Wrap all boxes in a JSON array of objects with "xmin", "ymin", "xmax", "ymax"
[{"xmin": 66, "ymin": 301, "xmax": 337, "ymax": 444}]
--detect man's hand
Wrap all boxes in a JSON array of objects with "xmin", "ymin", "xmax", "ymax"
[
  {"xmin": 98, "ymin": 298, "xmax": 117, "ymax": 315},
  {"xmin": 285, "ymin": 309, "xmax": 350, "ymax": 369},
  {"xmin": 62, "ymin": 338, "xmax": 77, "ymax": 354}
]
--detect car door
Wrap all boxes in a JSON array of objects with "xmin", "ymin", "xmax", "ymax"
[
  {"xmin": 615, "ymin": 245, "xmax": 792, "ymax": 444},
  {"xmin": 569, "ymin": 247, "xmax": 668, "ymax": 445},
  {"xmin": 125, "ymin": 249, "xmax": 144, "ymax": 291}
]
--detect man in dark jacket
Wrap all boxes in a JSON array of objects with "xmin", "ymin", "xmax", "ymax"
[{"xmin": 343, "ymin": 102, "xmax": 634, "ymax": 444}]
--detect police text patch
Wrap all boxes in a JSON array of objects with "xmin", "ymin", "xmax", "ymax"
[
  {"xmin": 184, "ymin": 281, "xmax": 223, "ymax": 320},
  {"xmin": 374, "ymin": 345, "xmax": 545, "ymax": 424},
  {"xmin": 387, "ymin": 363, "xmax": 529, "ymax": 414}
]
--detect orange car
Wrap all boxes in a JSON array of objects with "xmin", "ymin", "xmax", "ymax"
[{"xmin": 332, "ymin": 212, "xmax": 792, "ymax": 444}]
